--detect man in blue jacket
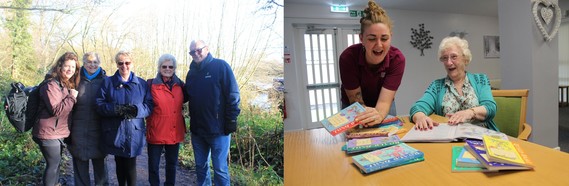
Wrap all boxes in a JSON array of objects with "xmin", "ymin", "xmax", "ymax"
[{"xmin": 185, "ymin": 40, "xmax": 241, "ymax": 186}]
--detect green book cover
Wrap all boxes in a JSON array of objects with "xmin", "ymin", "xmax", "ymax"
[{"xmin": 451, "ymin": 146, "xmax": 497, "ymax": 172}]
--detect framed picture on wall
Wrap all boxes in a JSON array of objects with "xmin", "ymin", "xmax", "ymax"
[{"xmin": 483, "ymin": 35, "xmax": 500, "ymax": 58}]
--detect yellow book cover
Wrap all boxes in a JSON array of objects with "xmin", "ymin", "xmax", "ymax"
[{"xmin": 482, "ymin": 135, "xmax": 533, "ymax": 167}]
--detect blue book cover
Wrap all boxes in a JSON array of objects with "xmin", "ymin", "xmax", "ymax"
[
  {"xmin": 320, "ymin": 102, "xmax": 365, "ymax": 136},
  {"xmin": 352, "ymin": 143, "xmax": 424, "ymax": 174},
  {"xmin": 451, "ymin": 146, "xmax": 497, "ymax": 172},
  {"xmin": 456, "ymin": 146, "xmax": 484, "ymax": 168},
  {"xmin": 464, "ymin": 139, "xmax": 532, "ymax": 171}
]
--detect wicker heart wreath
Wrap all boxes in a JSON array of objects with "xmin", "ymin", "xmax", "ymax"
[{"xmin": 533, "ymin": 0, "xmax": 561, "ymax": 42}]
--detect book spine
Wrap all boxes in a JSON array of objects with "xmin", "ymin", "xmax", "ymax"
[
  {"xmin": 362, "ymin": 151, "xmax": 424, "ymax": 169},
  {"xmin": 346, "ymin": 132, "xmax": 389, "ymax": 139},
  {"xmin": 366, "ymin": 156, "xmax": 425, "ymax": 173},
  {"xmin": 513, "ymin": 143, "xmax": 534, "ymax": 167},
  {"xmin": 330, "ymin": 120, "xmax": 361, "ymax": 136},
  {"xmin": 347, "ymin": 141, "xmax": 401, "ymax": 153}
]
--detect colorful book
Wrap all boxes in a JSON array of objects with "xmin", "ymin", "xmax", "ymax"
[
  {"xmin": 401, "ymin": 123, "xmax": 509, "ymax": 142},
  {"xmin": 345, "ymin": 135, "xmax": 401, "ymax": 154},
  {"xmin": 464, "ymin": 139, "xmax": 533, "ymax": 171},
  {"xmin": 451, "ymin": 146, "xmax": 497, "ymax": 172},
  {"xmin": 455, "ymin": 146, "xmax": 484, "ymax": 168},
  {"xmin": 345, "ymin": 124, "xmax": 407, "ymax": 139},
  {"xmin": 482, "ymin": 135, "xmax": 534, "ymax": 168},
  {"xmin": 352, "ymin": 143, "xmax": 424, "ymax": 174},
  {"xmin": 320, "ymin": 102, "xmax": 365, "ymax": 136}
]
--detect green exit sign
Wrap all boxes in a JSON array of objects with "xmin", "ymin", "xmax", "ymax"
[
  {"xmin": 349, "ymin": 10, "xmax": 365, "ymax": 17},
  {"xmin": 330, "ymin": 5, "xmax": 349, "ymax": 13}
]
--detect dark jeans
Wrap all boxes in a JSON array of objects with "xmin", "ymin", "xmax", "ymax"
[
  {"xmin": 147, "ymin": 143, "xmax": 180, "ymax": 186},
  {"xmin": 33, "ymin": 137, "xmax": 64, "ymax": 186},
  {"xmin": 72, "ymin": 156, "xmax": 109, "ymax": 186},
  {"xmin": 114, "ymin": 156, "xmax": 137, "ymax": 186}
]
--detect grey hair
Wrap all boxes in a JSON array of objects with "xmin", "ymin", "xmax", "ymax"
[
  {"xmin": 82, "ymin": 52, "xmax": 100, "ymax": 64},
  {"xmin": 438, "ymin": 36, "xmax": 472, "ymax": 64},
  {"xmin": 114, "ymin": 50, "xmax": 133, "ymax": 63},
  {"xmin": 189, "ymin": 40, "xmax": 207, "ymax": 49},
  {"xmin": 157, "ymin": 54, "xmax": 177, "ymax": 73}
]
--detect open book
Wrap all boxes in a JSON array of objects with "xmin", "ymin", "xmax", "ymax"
[{"xmin": 400, "ymin": 123, "xmax": 508, "ymax": 142}]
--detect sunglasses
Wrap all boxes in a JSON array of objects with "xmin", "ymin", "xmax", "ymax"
[
  {"xmin": 189, "ymin": 46, "xmax": 206, "ymax": 55},
  {"xmin": 161, "ymin": 65, "xmax": 174, "ymax": 69},
  {"xmin": 117, "ymin": 61, "xmax": 131, "ymax": 66}
]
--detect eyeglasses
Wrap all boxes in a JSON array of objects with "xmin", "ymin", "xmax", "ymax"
[
  {"xmin": 161, "ymin": 65, "xmax": 174, "ymax": 69},
  {"xmin": 189, "ymin": 46, "xmax": 206, "ymax": 55},
  {"xmin": 85, "ymin": 60, "xmax": 100, "ymax": 66},
  {"xmin": 117, "ymin": 61, "xmax": 131, "ymax": 66},
  {"xmin": 439, "ymin": 54, "xmax": 461, "ymax": 62}
]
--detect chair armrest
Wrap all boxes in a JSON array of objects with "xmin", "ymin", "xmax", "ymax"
[{"xmin": 517, "ymin": 123, "xmax": 532, "ymax": 141}]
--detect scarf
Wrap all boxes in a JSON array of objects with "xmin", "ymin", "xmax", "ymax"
[{"xmin": 83, "ymin": 67, "xmax": 101, "ymax": 80}]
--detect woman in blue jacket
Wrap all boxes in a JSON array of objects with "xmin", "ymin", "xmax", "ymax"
[
  {"xmin": 96, "ymin": 51, "xmax": 153, "ymax": 186},
  {"xmin": 409, "ymin": 36, "xmax": 497, "ymax": 131}
]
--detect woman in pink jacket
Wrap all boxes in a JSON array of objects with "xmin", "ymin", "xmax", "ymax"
[
  {"xmin": 33, "ymin": 52, "xmax": 80, "ymax": 186},
  {"xmin": 145, "ymin": 54, "xmax": 186, "ymax": 186}
]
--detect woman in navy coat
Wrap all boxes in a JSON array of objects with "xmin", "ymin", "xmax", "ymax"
[{"xmin": 96, "ymin": 51, "xmax": 153, "ymax": 186}]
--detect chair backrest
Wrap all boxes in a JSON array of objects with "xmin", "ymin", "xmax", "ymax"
[{"xmin": 491, "ymin": 89, "xmax": 529, "ymax": 137}]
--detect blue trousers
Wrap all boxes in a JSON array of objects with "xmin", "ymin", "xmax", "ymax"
[
  {"xmin": 147, "ymin": 143, "xmax": 180, "ymax": 186},
  {"xmin": 191, "ymin": 133, "xmax": 231, "ymax": 186}
]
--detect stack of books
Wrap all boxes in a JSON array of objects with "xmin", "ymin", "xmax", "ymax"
[
  {"xmin": 320, "ymin": 103, "xmax": 424, "ymax": 174},
  {"xmin": 458, "ymin": 135, "xmax": 534, "ymax": 171}
]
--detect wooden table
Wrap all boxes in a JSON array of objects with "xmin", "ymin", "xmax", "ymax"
[{"xmin": 284, "ymin": 115, "xmax": 569, "ymax": 185}]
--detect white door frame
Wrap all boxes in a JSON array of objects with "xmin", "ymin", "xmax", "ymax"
[{"xmin": 293, "ymin": 24, "xmax": 360, "ymax": 129}]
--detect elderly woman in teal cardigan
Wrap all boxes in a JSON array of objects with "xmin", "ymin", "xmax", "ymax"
[{"xmin": 410, "ymin": 36, "xmax": 498, "ymax": 131}]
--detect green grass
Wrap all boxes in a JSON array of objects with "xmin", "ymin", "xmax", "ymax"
[{"xmin": 0, "ymin": 111, "xmax": 43, "ymax": 185}]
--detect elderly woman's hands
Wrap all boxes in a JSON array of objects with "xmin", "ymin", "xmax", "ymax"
[
  {"xmin": 355, "ymin": 107, "xmax": 384, "ymax": 127},
  {"xmin": 446, "ymin": 108, "xmax": 475, "ymax": 125}
]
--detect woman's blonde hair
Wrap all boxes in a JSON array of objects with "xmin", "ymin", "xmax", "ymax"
[{"xmin": 360, "ymin": 0, "xmax": 392, "ymax": 34}]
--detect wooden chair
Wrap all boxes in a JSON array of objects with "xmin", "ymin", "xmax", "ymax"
[{"xmin": 492, "ymin": 89, "xmax": 532, "ymax": 140}]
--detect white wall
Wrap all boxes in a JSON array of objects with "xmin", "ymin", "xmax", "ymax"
[
  {"xmin": 560, "ymin": 22, "xmax": 569, "ymax": 85},
  {"xmin": 284, "ymin": 3, "xmax": 499, "ymax": 131},
  {"xmin": 498, "ymin": 0, "xmax": 559, "ymax": 147}
]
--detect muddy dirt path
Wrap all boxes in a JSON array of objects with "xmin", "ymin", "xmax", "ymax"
[{"xmin": 56, "ymin": 148, "xmax": 197, "ymax": 186}]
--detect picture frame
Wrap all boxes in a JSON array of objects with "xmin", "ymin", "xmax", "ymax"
[{"xmin": 483, "ymin": 35, "xmax": 500, "ymax": 58}]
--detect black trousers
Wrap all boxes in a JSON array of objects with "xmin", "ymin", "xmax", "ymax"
[
  {"xmin": 114, "ymin": 156, "xmax": 137, "ymax": 186},
  {"xmin": 72, "ymin": 156, "xmax": 109, "ymax": 186},
  {"xmin": 34, "ymin": 137, "xmax": 64, "ymax": 186}
]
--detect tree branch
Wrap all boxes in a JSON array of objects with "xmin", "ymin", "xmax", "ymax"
[{"xmin": 0, "ymin": 6, "xmax": 68, "ymax": 13}]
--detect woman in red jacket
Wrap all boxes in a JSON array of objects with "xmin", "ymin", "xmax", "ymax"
[
  {"xmin": 33, "ymin": 52, "xmax": 80, "ymax": 186},
  {"xmin": 146, "ymin": 54, "xmax": 186, "ymax": 186}
]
